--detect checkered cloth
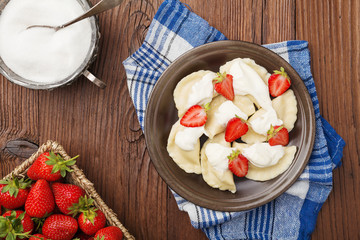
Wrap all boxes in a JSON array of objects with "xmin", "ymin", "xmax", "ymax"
[{"xmin": 122, "ymin": 0, "xmax": 345, "ymax": 239}]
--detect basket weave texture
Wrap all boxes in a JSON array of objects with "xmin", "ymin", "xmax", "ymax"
[{"xmin": 3, "ymin": 140, "xmax": 135, "ymax": 240}]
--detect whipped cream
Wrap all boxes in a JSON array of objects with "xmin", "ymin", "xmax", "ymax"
[
  {"xmin": 0, "ymin": 0, "xmax": 92, "ymax": 83},
  {"xmin": 175, "ymin": 126, "xmax": 206, "ymax": 151},
  {"xmin": 215, "ymin": 100, "xmax": 248, "ymax": 126},
  {"xmin": 187, "ymin": 72, "xmax": 217, "ymax": 109},
  {"xmin": 228, "ymin": 59, "xmax": 283, "ymax": 135},
  {"xmin": 205, "ymin": 143, "xmax": 235, "ymax": 172},
  {"xmin": 250, "ymin": 109, "xmax": 283, "ymax": 135},
  {"xmin": 242, "ymin": 143, "xmax": 285, "ymax": 168}
]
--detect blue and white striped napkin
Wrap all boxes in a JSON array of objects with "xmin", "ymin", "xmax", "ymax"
[{"xmin": 123, "ymin": 0, "xmax": 345, "ymax": 239}]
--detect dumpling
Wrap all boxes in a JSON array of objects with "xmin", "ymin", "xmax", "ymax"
[
  {"xmin": 174, "ymin": 70, "xmax": 217, "ymax": 117},
  {"xmin": 205, "ymin": 95, "xmax": 255, "ymax": 139},
  {"xmin": 220, "ymin": 58, "xmax": 270, "ymax": 84},
  {"xmin": 167, "ymin": 120, "xmax": 202, "ymax": 174},
  {"xmin": 241, "ymin": 89, "xmax": 298, "ymax": 144},
  {"xmin": 201, "ymin": 133, "xmax": 236, "ymax": 193},
  {"xmin": 272, "ymin": 89, "xmax": 298, "ymax": 131},
  {"xmin": 233, "ymin": 142, "xmax": 297, "ymax": 181}
]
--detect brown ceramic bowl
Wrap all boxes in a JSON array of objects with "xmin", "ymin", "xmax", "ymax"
[{"xmin": 145, "ymin": 40, "xmax": 315, "ymax": 211}]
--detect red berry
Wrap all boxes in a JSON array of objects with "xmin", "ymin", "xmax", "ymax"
[
  {"xmin": 52, "ymin": 182, "xmax": 85, "ymax": 215},
  {"xmin": 268, "ymin": 67, "xmax": 291, "ymax": 97},
  {"xmin": 228, "ymin": 150, "xmax": 249, "ymax": 177},
  {"xmin": 29, "ymin": 234, "xmax": 49, "ymax": 240},
  {"xmin": 95, "ymin": 226, "xmax": 123, "ymax": 240},
  {"xmin": 2, "ymin": 210, "xmax": 34, "ymax": 238},
  {"xmin": 267, "ymin": 125, "xmax": 289, "ymax": 146},
  {"xmin": 225, "ymin": 116, "xmax": 249, "ymax": 142},
  {"xmin": 78, "ymin": 209, "xmax": 106, "ymax": 235},
  {"xmin": 25, "ymin": 179, "xmax": 55, "ymax": 218},
  {"xmin": 180, "ymin": 105, "xmax": 207, "ymax": 127},
  {"xmin": 42, "ymin": 214, "xmax": 78, "ymax": 240},
  {"xmin": 213, "ymin": 72, "xmax": 234, "ymax": 100},
  {"xmin": 27, "ymin": 151, "xmax": 78, "ymax": 182},
  {"xmin": 0, "ymin": 177, "xmax": 31, "ymax": 209}
]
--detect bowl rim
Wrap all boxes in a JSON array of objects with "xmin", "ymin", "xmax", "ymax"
[
  {"xmin": 0, "ymin": 0, "xmax": 100, "ymax": 90},
  {"xmin": 145, "ymin": 40, "xmax": 315, "ymax": 211}
]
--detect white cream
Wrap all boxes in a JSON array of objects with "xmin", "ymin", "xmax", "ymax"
[
  {"xmin": 205, "ymin": 143, "xmax": 234, "ymax": 172},
  {"xmin": 0, "ymin": 0, "xmax": 92, "ymax": 83},
  {"xmin": 215, "ymin": 100, "xmax": 248, "ymax": 126},
  {"xmin": 228, "ymin": 59, "xmax": 283, "ymax": 135},
  {"xmin": 186, "ymin": 72, "xmax": 216, "ymax": 109},
  {"xmin": 250, "ymin": 109, "xmax": 283, "ymax": 135},
  {"xmin": 242, "ymin": 143, "xmax": 285, "ymax": 168},
  {"xmin": 175, "ymin": 126, "xmax": 205, "ymax": 151}
]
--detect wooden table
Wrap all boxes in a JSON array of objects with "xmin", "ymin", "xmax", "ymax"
[{"xmin": 0, "ymin": 0, "xmax": 358, "ymax": 239}]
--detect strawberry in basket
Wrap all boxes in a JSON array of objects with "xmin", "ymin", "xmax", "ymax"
[{"xmin": 27, "ymin": 151, "xmax": 78, "ymax": 182}]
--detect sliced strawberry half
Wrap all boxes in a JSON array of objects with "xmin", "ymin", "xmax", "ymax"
[
  {"xmin": 213, "ymin": 72, "xmax": 234, "ymax": 100},
  {"xmin": 228, "ymin": 150, "xmax": 249, "ymax": 177},
  {"xmin": 267, "ymin": 125, "xmax": 289, "ymax": 146},
  {"xmin": 180, "ymin": 105, "xmax": 207, "ymax": 127},
  {"xmin": 268, "ymin": 67, "xmax": 291, "ymax": 97},
  {"xmin": 225, "ymin": 116, "xmax": 248, "ymax": 142}
]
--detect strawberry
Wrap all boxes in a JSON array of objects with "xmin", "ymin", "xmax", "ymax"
[
  {"xmin": 225, "ymin": 116, "xmax": 249, "ymax": 142},
  {"xmin": 27, "ymin": 151, "xmax": 78, "ymax": 182},
  {"xmin": 0, "ymin": 210, "xmax": 34, "ymax": 239},
  {"xmin": 29, "ymin": 234, "xmax": 48, "ymax": 240},
  {"xmin": 42, "ymin": 214, "xmax": 78, "ymax": 240},
  {"xmin": 228, "ymin": 150, "xmax": 249, "ymax": 177},
  {"xmin": 94, "ymin": 226, "xmax": 123, "ymax": 240},
  {"xmin": 78, "ymin": 209, "xmax": 106, "ymax": 235},
  {"xmin": 0, "ymin": 176, "xmax": 31, "ymax": 209},
  {"xmin": 180, "ymin": 105, "xmax": 207, "ymax": 127},
  {"xmin": 68, "ymin": 195, "xmax": 106, "ymax": 235},
  {"xmin": 268, "ymin": 67, "xmax": 291, "ymax": 97},
  {"xmin": 25, "ymin": 179, "xmax": 55, "ymax": 218},
  {"xmin": 52, "ymin": 182, "xmax": 85, "ymax": 215},
  {"xmin": 213, "ymin": 72, "xmax": 234, "ymax": 100},
  {"xmin": 267, "ymin": 125, "xmax": 289, "ymax": 146}
]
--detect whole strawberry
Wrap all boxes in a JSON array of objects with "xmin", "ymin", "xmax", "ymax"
[
  {"xmin": 267, "ymin": 125, "xmax": 289, "ymax": 146},
  {"xmin": 0, "ymin": 210, "xmax": 34, "ymax": 239},
  {"xmin": 27, "ymin": 151, "xmax": 78, "ymax": 182},
  {"xmin": 78, "ymin": 209, "xmax": 106, "ymax": 235},
  {"xmin": 0, "ymin": 176, "xmax": 31, "ymax": 209},
  {"xmin": 29, "ymin": 234, "xmax": 48, "ymax": 240},
  {"xmin": 268, "ymin": 67, "xmax": 291, "ymax": 97},
  {"xmin": 25, "ymin": 179, "xmax": 55, "ymax": 218},
  {"xmin": 94, "ymin": 226, "xmax": 123, "ymax": 240},
  {"xmin": 213, "ymin": 72, "xmax": 234, "ymax": 100},
  {"xmin": 42, "ymin": 214, "xmax": 78, "ymax": 240},
  {"xmin": 52, "ymin": 182, "xmax": 85, "ymax": 215},
  {"xmin": 225, "ymin": 116, "xmax": 249, "ymax": 142}
]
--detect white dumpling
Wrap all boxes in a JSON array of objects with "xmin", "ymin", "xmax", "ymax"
[
  {"xmin": 167, "ymin": 120, "xmax": 202, "ymax": 174},
  {"xmin": 220, "ymin": 57, "xmax": 270, "ymax": 84},
  {"xmin": 272, "ymin": 89, "xmax": 298, "ymax": 131},
  {"xmin": 241, "ymin": 89, "xmax": 298, "ymax": 144},
  {"xmin": 233, "ymin": 142, "xmax": 297, "ymax": 181},
  {"xmin": 173, "ymin": 70, "xmax": 217, "ymax": 117},
  {"xmin": 205, "ymin": 95, "xmax": 255, "ymax": 139},
  {"xmin": 201, "ymin": 133, "xmax": 236, "ymax": 193}
]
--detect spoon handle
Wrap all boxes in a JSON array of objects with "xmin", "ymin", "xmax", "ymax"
[{"xmin": 60, "ymin": 0, "xmax": 124, "ymax": 29}]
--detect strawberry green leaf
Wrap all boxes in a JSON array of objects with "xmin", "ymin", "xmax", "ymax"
[{"xmin": 6, "ymin": 233, "xmax": 16, "ymax": 240}]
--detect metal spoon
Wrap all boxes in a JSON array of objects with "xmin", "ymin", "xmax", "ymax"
[{"xmin": 27, "ymin": 0, "xmax": 124, "ymax": 31}]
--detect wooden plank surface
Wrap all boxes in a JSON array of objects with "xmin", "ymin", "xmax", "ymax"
[{"xmin": 0, "ymin": 0, "xmax": 358, "ymax": 239}]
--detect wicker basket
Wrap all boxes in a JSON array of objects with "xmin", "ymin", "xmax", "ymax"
[{"xmin": 2, "ymin": 140, "xmax": 135, "ymax": 240}]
